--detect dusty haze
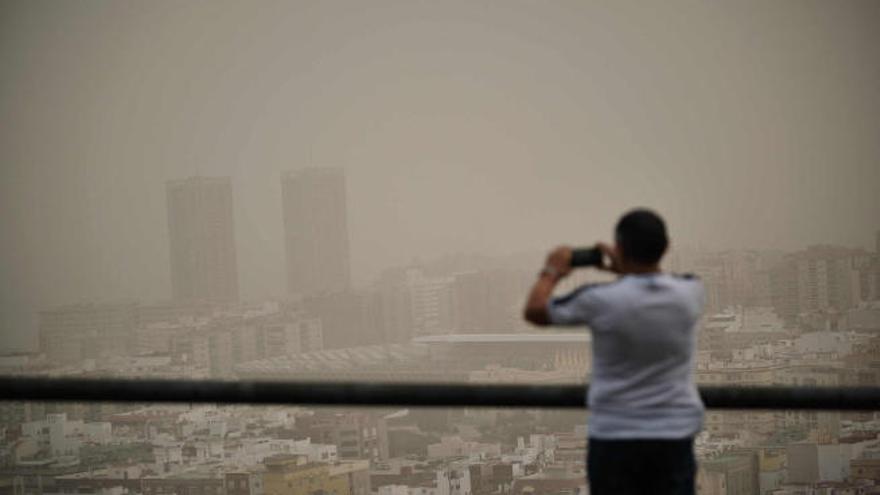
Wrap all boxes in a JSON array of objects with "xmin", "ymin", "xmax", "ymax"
[{"xmin": 1, "ymin": 0, "xmax": 879, "ymax": 351}]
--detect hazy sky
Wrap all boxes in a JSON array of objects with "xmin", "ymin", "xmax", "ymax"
[{"xmin": 2, "ymin": 0, "xmax": 879, "ymax": 351}]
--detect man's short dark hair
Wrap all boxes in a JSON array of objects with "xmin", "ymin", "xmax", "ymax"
[{"xmin": 615, "ymin": 209, "xmax": 668, "ymax": 264}]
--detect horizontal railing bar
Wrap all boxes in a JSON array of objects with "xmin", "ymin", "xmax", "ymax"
[{"xmin": 1, "ymin": 377, "xmax": 879, "ymax": 410}]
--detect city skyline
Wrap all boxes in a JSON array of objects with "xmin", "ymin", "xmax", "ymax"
[
  {"xmin": 23, "ymin": 228, "xmax": 880, "ymax": 356},
  {"xmin": 0, "ymin": 196, "xmax": 880, "ymax": 354},
  {"xmin": 3, "ymin": 1, "xmax": 880, "ymax": 352},
  {"xmin": 15, "ymin": 164, "xmax": 880, "ymax": 347},
  {"xmin": 4, "ymin": 151, "xmax": 868, "ymax": 356}
]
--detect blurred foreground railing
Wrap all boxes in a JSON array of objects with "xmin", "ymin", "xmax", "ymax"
[{"xmin": 2, "ymin": 377, "xmax": 879, "ymax": 410}]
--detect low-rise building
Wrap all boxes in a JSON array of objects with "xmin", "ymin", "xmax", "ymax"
[
  {"xmin": 426, "ymin": 437, "xmax": 501, "ymax": 460},
  {"xmin": 21, "ymin": 413, "xmax": 112, "ymax": 458},
  {"xmin": 697, "ymin": 451, "xmax": 759, "ymax": 495},
  {"xmin": 262, "ymin": 454, "xmax": 369, "ymax": 495}
]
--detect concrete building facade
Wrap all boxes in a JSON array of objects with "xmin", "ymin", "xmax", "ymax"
[
  {"xmin": 281, "ymin": 168, "xmax": 351, "ymax": 297},
  {"xmin": 166, "ymin": 177, "xmax": 239, "ymax": 302},
  {"xmin": 39, "ymin": 301, "xmax": 138, "ymax": 364}
]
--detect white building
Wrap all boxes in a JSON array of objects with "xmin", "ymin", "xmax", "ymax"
[
  {"xmin": 426, "ymin": 436, "xmax": 501, "ymax": 460},
  {"xmin": 377, "ymin": 466, "xmax": 472, "ymax": 495},
  {"xmin": 846, "ymin": 301, "xmax": 880, "ymax": 331},
  {"xmin": 794, "ymin": 331, "xmax": 853, "ymax": 356},
  {"xmin": 152, "ymin": 438, "xmax": 184, "ymax": 465},
  {"xmin": 406, "ymin": 269, "xmax": 454, "ymax": 337},
  {"xmin": 436, "ymin": 466, "xmax": 472, "ymax": 495},
  {"xmin": 21, "ymin": 413, "xmax": 111, "ymax": 458},
  {"xmin": 787, "ymin": 439, "xmax": 878, "ymax": 483},
  {"xmin": 226, "ymin": 438, "xmax": 337, "ymax": 466}
]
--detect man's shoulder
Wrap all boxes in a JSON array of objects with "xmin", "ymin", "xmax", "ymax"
[
  {"xmin": 676, "ymin": 273, "xmax": 704, "ymax": 291},
  {"xmin": 667, "ymin": 273, "xmax": 705, "ymax": 310},
  {"xmin": 554, "ymin": 281, "xmax": 618, "ymax": 305},
  {"xmin": 667, "ymin": 273, "xmax": 703, "ymax": 290},
  {"xmin": 619, "ymin": 273, "xmax": 703, "ymax": 305}
]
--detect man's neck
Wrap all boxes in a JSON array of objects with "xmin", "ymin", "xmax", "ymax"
[{"xmin": 621, "ymin": 263, "xmax": 661, "ymax": 275}]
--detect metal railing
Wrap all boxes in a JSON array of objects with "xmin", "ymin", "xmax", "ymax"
[{"xmin": 2, "ymin": 377, "xmax": 879, "ymax": 410}]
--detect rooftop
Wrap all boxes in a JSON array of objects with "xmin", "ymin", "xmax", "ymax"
[
  {"xmin": 235, "ymin": 343, "xmax": 429, "ymax": 375},
  {"xmin": 413, "ymin": 333, "xmax": 590, "ymax": 344}
]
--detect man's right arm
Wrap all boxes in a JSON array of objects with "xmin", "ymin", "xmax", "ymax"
[
  {"xmin": 523, "ymin": 272, "xmax": 562, "ymax": 326},
  {"xmin": 523, "ymin": 246, "xmax": 572, "ymax": 326},
  {"xmin": 523, "ymin": 245, "xmax": 607, "ymax": 327}
]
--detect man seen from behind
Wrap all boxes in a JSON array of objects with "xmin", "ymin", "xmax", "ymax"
[{"xmin": 523, "ymin": 208, "xmax": 704, "ymax": 495}]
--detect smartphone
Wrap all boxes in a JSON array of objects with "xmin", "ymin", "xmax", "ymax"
[{"xmin": 570, "ymin": 246, "xmax": 603, "ymax": 267}]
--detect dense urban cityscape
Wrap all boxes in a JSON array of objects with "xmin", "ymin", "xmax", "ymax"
[
  {"xmin": 1, "ymin": 170, "xmax": 879, "ymax": 495},
  {"xmin": 3, "ymin": 1, "xmax": 880, "ymax": 493}
]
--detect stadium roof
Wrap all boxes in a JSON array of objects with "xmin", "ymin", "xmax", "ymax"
[
  {"xmin": 235, "ymin": 343, "xmax": 429, "ymax": 375},
  {"xmin": 413, "ymin": 333, "xmax": 590, "ymax": 344}
]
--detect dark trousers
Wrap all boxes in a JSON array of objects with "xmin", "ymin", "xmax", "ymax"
[{"xmin": 587, "ymin": 437, "xmax": 696, "ymax": 495}]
